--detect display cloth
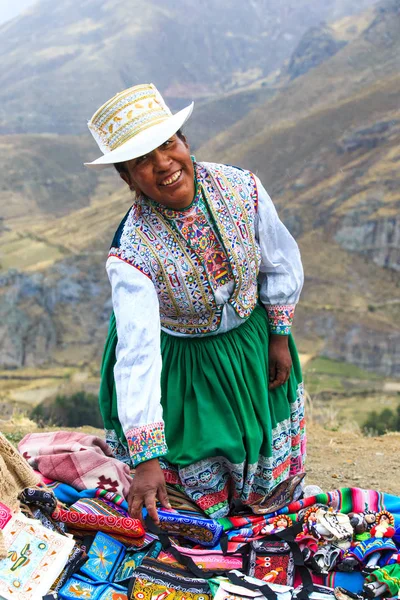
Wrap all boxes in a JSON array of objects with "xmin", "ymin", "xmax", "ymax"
[{"xmin": 1, "ymin": 433, "xmax": 400, "ymax": 600}]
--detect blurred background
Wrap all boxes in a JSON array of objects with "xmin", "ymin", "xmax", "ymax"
[{"xmin": 0, "ymin": 0, "xmax": 399, "ymax": 444}]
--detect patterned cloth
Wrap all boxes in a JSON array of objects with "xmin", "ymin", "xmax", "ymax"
[
  {"xmin": 0, "ymin": 511, "xmax": 75, "ymax": 600},
  {"xmin": 52, "ymin": 498, "xmax": 145, "ymax": 546},
  {"xmin": 18, "ymin": 431, "xmax": 132, "ymax": 499}
]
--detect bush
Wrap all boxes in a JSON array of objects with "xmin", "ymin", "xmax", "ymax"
[
  {"xmin": 31, "ymin": 391, "xmax": 103, "ymax": 428},
  {"xmin": 363, "ymin": 404, "xmax": 400, "ymax": 436}
]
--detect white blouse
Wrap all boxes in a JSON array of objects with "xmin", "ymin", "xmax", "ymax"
[{"xmin": 106, "ymin": 176, "xmax": 303, "ymax": 464}]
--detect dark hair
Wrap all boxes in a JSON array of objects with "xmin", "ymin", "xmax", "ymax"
[{"xmin": 114, "ymin": 129, "xmax": 186, "ymax": 175}]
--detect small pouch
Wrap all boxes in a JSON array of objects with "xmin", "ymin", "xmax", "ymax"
[
  {"xmin": 80, "ymin": 531, "xmax": 126, "ymax": 582},
  {"xmin": 248, "ymin": 539, "xmax": 295, "ymax": 585},
  {"xmin": 156, "ymin": 508, "xmax": 224, "ymax": 547},
  {"xmin": 53, "ymin": 503, "xmax": 145, "ymax": 546},
  {"xmin": 158, "ymin": 544, "xmax": 244, "ymax": 572},
  {"xmin": 59, "ymin": 574, "xmax": 108, "ymax": 599},
  {"xmin": 97, "ymin": 584, "xmax": 128, "ymax": 600},
  {"xmin": 247, "ymin": 523, "xmax": 315, "ymax": 600},
  {"xmin": 114, "ymin": 540, "xmax": 162, "ymax": 586},
  {"xmin": 128, "ymin": 556, "xmax": 212, "ymax": 600}
]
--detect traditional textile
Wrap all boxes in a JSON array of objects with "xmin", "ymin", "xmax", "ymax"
[
  {"xmin": 211, "ymin": 574, "xmax": 293, "ymax": 600},
  {"xmin": 50, "ymin": 544, "xmax": 88, "ymax": 593},
  {"xmin": 81, "ymin": 531, "xmax": 126, "ymax": 581},
  {"xmin": 0, "ymin": 511, "xmax": 75, "ymax": 600},
  {"xmin": 69, "ymin": 497, "xmax": 129, "ymax": 518},
  {"xmin": 0, "ymin": 432, "xmax": 40, "ymax": 513},
  {"xmin": 156, "ymin": 508, "xmax": 223, "ymax": 547},
  {"xmin": 109, "ymin": 162, "xmax": 261, "ymax": 335},
  {"xmin": 19, "ymin": 431, "xmax": 132, "ymax": 499},
  {"xmin": 0, "ymin": 432, "xmax": 41, "ymax": 559},
  {"xmin": 41, "ymin": 476, "xmax": 129, "ymax": 511},
  {"xmin": 127, "ymin": 557, "xmax": 212, "ymax": 600},
  {"xmin": 265, "ymin": 487, "xmax": 400, "ymax": 525},
  {"xmin": 158, "ymin": 544, "xmax": 243, "ymax": 572},
  {"xmin": 364, "ymin": 563, "xmax": 400, "ymax": 597},
  {"xmin": 59, "ymin": 574, "xmax": 128, "ymax": 599},
  {"xmin": 247, "ymin": 539, "xmax": 295, "ymax": 585},
  {"xmin": 114, "ymin": 541, "xmax": 162, "ymax": 585},
  {"xmin": 0, "ymin": 502, "xmax": 13, "ymax": 559},
  {"xmin": 19, "ymin": 487, "xmax": 57, "ymax": 513},
  {"xmin": 53, "ymin": 504, "xmax": 145, "ymax": 546}
]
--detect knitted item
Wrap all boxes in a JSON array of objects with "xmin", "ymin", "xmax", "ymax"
[
  {"xmin": 0, "ymin": 434, "xmax": 41, "ymax": 559},
  {"xmin": 0, "ymin": 433, "xmax": 40, "ymax": 508}
]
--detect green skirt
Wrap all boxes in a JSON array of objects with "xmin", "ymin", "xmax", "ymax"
[{"xmin": 99, "ymin": 305, "xmax": 306, "ymax": 518}]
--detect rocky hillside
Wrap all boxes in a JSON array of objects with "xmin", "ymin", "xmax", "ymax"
[
  {"xmin": 0, "ymin": 0, "xmax": 378, "ymax": 135},
  {"xmin": 198, "ymin": 0, "xmax": 400, "ymax": 375},
  {"xmin": 0, "ymin": 0, "xmax": 398, "ymax": 378}
]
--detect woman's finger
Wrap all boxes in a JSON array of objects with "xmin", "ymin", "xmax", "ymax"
[
  {"xmin": 269, "ymin": 366, "xmax": 289, "ymax": 390},
  {"xmin": 129, "ymin": 495, "xmax": 144, "ymax": 524},
  {"xmin": 144, "ymin": 492, "xmax": 160, "ymax": 525},
  {"xmin": 158, "ymin": 484, "xmax": 171, "ymax": 509}
]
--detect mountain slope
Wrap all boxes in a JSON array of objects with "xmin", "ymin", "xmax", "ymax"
[{"xmin": 0, "ymin": 0, "xmax": 378, "ymax": 134}]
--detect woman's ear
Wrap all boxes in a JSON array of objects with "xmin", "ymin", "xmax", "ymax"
[
  {"xmin": 119, "ymin": 171, "xmax": 131, "ymax": 186},
  {"xmin": 180, "ymin": 133, "xmax": 189, "ymax": 149}
]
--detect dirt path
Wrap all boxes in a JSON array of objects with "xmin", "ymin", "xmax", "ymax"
[{"xmin": 306, "ymin": 425, "xmax": 400, "ymax": 495}]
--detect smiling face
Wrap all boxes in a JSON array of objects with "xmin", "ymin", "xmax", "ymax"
[{"xmin": 118, "ymin": 133, "xmax": 195, "ymax": 209}]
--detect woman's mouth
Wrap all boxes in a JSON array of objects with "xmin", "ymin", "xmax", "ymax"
[{"xmin": 160, "ymin": 169, "xmax": 182, "ymax": 186}]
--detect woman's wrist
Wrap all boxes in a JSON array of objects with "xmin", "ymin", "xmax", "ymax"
[
  {"xmin": 135, "ymin": 457, "xmax": 160, "ymax": 471},
  {"xmin": 270, "ymin": 334, "xmax": 289, "ymax": 345}
]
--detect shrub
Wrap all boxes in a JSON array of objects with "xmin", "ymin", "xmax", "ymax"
[
  {"xmin": 362, "ymin": 404, "xmax": 400, "ymax": 436},
  {"xmin": 31, "ymin": 391, "xmax": 103, "ymax": 428}
]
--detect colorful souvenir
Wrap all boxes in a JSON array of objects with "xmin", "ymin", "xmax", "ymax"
[
  {"xmin": 114, "ymin": 541, "xmax": 162, "ymax": 585},
  {"xmin": 0, "ymin": 512, "xmax": 75, "ymax": 600},
  {"xmin": 128, "ymin": 556, "xmax": 212, "ymax": 600},
  {"xmin": 157, "ymin": 508, "xmax": 224, "ymax": 547},
  {"xmin": 247, "ymin": 539, "xmax": 295, "ymax": 585},
  {"xmin": 340, "ymin": 511, "xmax": 397, "ymax": 574},
  {"xmin": 261, "ymin": 515, "xmax": 293, "ymax": 535},
  {"xmin": 80, "ymin": 531, "xmax": 126, "ymax": 582},
  {"xmin": 53, "ymin": 504, "xmax": 145, "ymax": 546}
]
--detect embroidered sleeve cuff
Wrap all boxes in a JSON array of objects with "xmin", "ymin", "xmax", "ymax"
[
  {"xmin": 266, "ymin": 304, "xmax": 295, "ymax": 335},
  {"xmin": 126, "ymin": 422, "xmax": 168, "ymax": 467}
]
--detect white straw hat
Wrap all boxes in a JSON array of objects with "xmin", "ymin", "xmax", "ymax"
[{"xmin": 84, "ymin": 83, "xmax": 193, "ymax": 169}]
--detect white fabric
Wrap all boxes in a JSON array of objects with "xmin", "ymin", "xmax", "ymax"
[
  {"xmin": 106, "ymin": 176, "xmax": 303, "ymax": 435},
  {"xmin": 254, "ymin": 176, "xmax": 304, "ymax": 306}
]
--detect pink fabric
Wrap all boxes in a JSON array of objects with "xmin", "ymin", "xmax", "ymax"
[{"xmin": 19, "ymin": 431, "xmax": 132, "ymax": 499}]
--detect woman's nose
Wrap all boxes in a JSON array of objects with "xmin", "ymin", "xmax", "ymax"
[{"xmin": 153, "ymin": 149, "xmax": 172, "ymax": 170}]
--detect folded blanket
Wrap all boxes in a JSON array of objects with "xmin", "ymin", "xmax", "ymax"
[{"xmin": 19, "ymin": 431, "xmax": 132, "ymax": 499}]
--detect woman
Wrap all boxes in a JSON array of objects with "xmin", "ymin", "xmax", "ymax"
[{"xmin": 85, "ymin": 83, "xmax": 305, "ymax": 523}]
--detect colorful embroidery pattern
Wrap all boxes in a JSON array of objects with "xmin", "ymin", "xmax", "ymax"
[
  {"xmin": 156, "ymin": 191, "xmax": 233, "ymax": 290},
  {"xmin": 266, "ymin": 304, "xmax": 296, "ymax": 335},
  {"xmin": 130, "ymin": 557, "xmax": 212, "ymax": 600},
  {"xmin": 104, "ymin": 429, "xmax": 131, "ymax": 464},
  {"xmin": 53, "ymin": 507, "xmax": 145, "ymax": 545},
  {"xmin": 125, "ymin": 422, "xmax": 168, "ymax": 466},
  {"xmin": 0, "ymin": 513, "xmax": 75, "ymax": 600},
  {"xmin": 159, "ymin": 384, "xmax": 306, "ymax": 518},
  {"xmin": 81, "ymin": 532, "xmax": 125, "ymax": 582},
  {"xmin": 109, "ymin": 162, "xmax": 259, "ymax": 335}
]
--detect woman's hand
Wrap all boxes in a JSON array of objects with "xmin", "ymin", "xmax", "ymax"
[
  {"xmin": 128, "ymin": 458, "xmax": 171, "ymax": 525},
  {"xmin": 268, "ymin": 335, "xmax": 292, "ymax": 390}
]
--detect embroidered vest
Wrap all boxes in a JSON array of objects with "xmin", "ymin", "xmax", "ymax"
[{"xmin": 109, "ymin": 162, "xmax": 261, "ymax": 334}]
